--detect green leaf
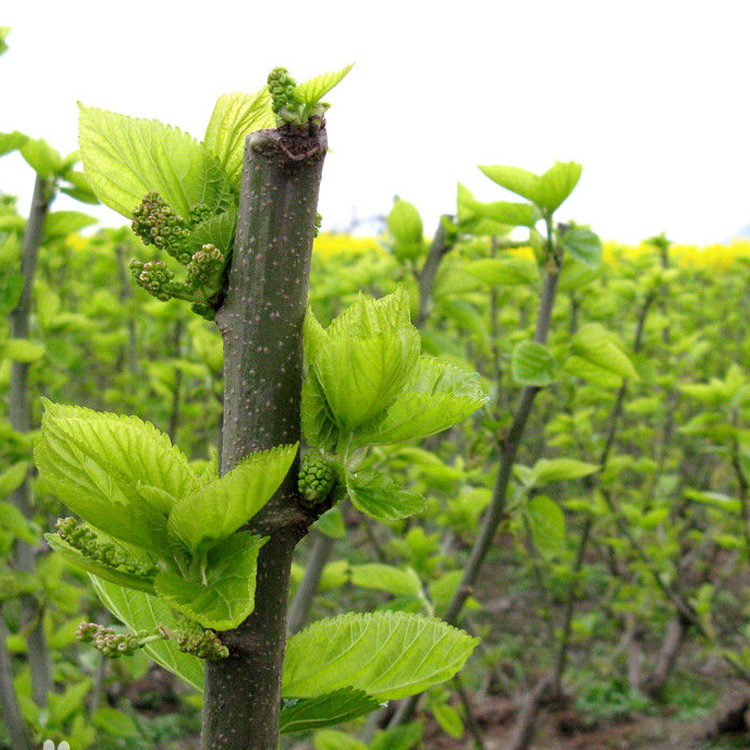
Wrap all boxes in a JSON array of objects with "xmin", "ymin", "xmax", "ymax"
[
  {"xmin": 48, "ymin": 679, "xmax": 92, "ymax": 723},
  {"xmin": 301, "ymin": 377, "xmax": 339, "ymax": 451},
  {"xmin": 296, "ymin": 63, "xmax": 354, "ymax": 105},
  {"xmin": 387, "ymin": 198, "xmax": 424, "ymax": 260},
  {"xmin": 167, "ymin": 443, "xmax": 297, "ymax": 553},
  {"xmin": 526, "ymin": 495, "xmax": 566, "ymax": 558},
  {"xmin": 20, "ymin": 137, "xmax": 62, "ymax": 178},
  {"xmin": 479, "ymin": 161, "xmax": 582, "ymax": 212},
  {"xmin": 570, "ymin": 323, "xmax": 638, "ymax": 381},
  {"xmin": 203, "ymin": 88, "xmax": 275, "ymax": 189},
  {"xmin": 0, "ymin": 28, "xmax": 9, "ymax": 57},
  {"xmin": 3, "ymin": 339, "xmax": 44, "ymax": 362},
  {"xmin": 537, "ymin": 161, "xmax": 582, "ymax": 212},
  {"xmin": 511, "ymin": 341, "xmax": 557, "ymax": 386},
  {"xmin": 350, "ymin": 564, "xmax": 422, "ymax": 598},
  {"xmin": 0, "ymin": 501, "xmax": 36, "ymax": 544},
  {"xmin": 45, "ymin": 533, "xmax": 156, "ymax": 594},
  {"xmin": 155, "ymin": 532, "xmax": 266, "ymax": 630},
  {"xmin": 0, "ymin": 131, "xmax": 28, "ymax": 157},
  {"xmin": 526, "ymin": 458, "xmax": 599, "ymax": 486},
  {"xmin": 462, "ymin": 257, "xmax": 540, "ymax": 287},
  {"xmin": 79, "ymin": 104, "xmax": 228, "ymax": 218},
  {"xmin": 181, "ymin": 205, "xmax": 237, "ymax": 258},
  {"xmin": 91, "ymin": 576, "xmax": 204, "ymax": 691},
  {"xmin": 35, "ymin": 401, "xmax": 198, "ymax": 553},
  {"xmin": 0, "ymin": 461, "xmax": 28, "ymax": 497},
  {"xmin": 283, "ymin": 611, "xmax": 479, "ymax": 700},
  {"xmin": 314, "ymin": 328, "xmax": 421, "ymax": 432},
  {"xmin": 346, "ymin": 471, "xmax": 426, "ymax": 521},
  {"xmin": 59, "ymin": 170, "xmax": 100, "ymax": 205},
  {"xmin": 353, "ymin": 357, "xmax": 487, "ymax": 447},
  {"xmin": 314, "ymin": 730, "xmax": 368, "ymax": 750},
  {"xmin": 92, "ymin": 706, "xmax": 139, "ymax": 737},
  {"xmin": 280, "ymin": 688, "xmax": 381, "ymax": 734},
  {"xmin": 457, "ymin": 183, "xmax": 538, "ymax": 227},
  {"xmin": 313, "ymin": 506, "xmax": 346, "ymax": 539},
  {"xmin": 371, "ymin": 723, "xmax": 423, "ymax": 750},
  {"xmin": 432, "ymin": 703, "xmax": 463, "ymax": 738},
  {"xmin": 478, "ymin": 164, "xmax": 540, "ymax": 205},
  {"xmin": 0, "ymin": 271, "xmax": 24, "ymax": 315},
  {"xmin": 560, "ymin": 226, "xmax": 602, "ymax": 267},
  {"xmin": 44, "ymin": 210, "xmax": 98, "ymax": 238}
]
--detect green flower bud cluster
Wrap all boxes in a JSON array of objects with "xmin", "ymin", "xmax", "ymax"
[
  {"xmin": 56, "ymin": 517, "xmax": 155, "ymax": 578},
  {"xmin": 189, "ymin": 202, "xmax": 213, "ymax": 226},
  {"xmin": 177, "ymin": 627, "xmax": 229, "ymax": 660},
  {"xmin": 76, "ymin": 622, "xmax": 151, "ymax": 658},
  {"xmin": 129, "ymin": 191, "xmax": 231, "ymax": 318},
  {"xmin": 185, "ymin": 244, "xmax": 225, "ymax": 293},
  {"xmin": 267, "ymin": 67, "xmax": 328, "ymax": 129},
  {"xmin": 298, "ymin": 449, "xmax": 337, "ymax": 508},
  {"xmin": 131, "ymin": 191, "xmax": 191, "ymax": 262},
  {"xmin": 314, "ymin": 212, "xmax": 322, "ymax": 238},
  {"xmin": 268, "ymin": 67, "xmax": 301, "ymax": 114},
  {"xmin": 129, "ymin": 259, "xmax": 175, "ymax": 302}
]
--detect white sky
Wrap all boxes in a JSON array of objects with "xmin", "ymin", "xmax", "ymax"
[{"xmin": 2, "ymin": 1, "xmax": 750, "ymax": 244}]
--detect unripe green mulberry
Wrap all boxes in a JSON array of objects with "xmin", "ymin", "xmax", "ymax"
[
  {"xmin": 131, "ymin": 192, "xmax": 190, "ymax": 255},
  {"xmin": 298, "ymin": 450, "xmax": 337, "ymax": 507},
  {"xmin": 268, "ymin": 67, "xmax": 299, "ymax": 113}
]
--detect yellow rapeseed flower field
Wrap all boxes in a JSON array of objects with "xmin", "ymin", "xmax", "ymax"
[{"xmin": 313, "ymin": 232, "xmax": 750, "ymax": 271}]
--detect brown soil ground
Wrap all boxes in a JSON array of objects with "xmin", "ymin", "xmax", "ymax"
[{"xmin": 420, "ymin": 692, "xmax": 750, "ymax": 750}]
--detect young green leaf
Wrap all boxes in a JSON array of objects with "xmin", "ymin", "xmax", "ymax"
[
  {"xmin": 283, "ymin": 611, "xmax": 479, "ymax": 700},
  {"xmin": 203, "ymin": 88, "xmax": 276, "ymax": 189},
  {"xmin": 3, "ymin": 339, "xmax": 45, "ymax": 362},
  {"xmin": 457, "ymin": 183, "xmax": 539, "ymax": 227},
  {"xmin": 314, "ymin": 730, "xmax": 368, "ymax": 750},
  {"xmin": 0, "ymin": 500, "xmax": 36, "ymax": 544},
  {"xmin": 479, "ymin": 161, "xmax": 582, "ymax": 213},
  {"xmin": 478, "ymin": 164, "xmax": 540, "ymax": 204},
  {"xmin": 371, "ymin": 722, "xmax": 424, "ymax": 750},
  {"xmin": 35, "ymin": 401, "xmax": 198, "ymax": 552},
  {"xmin": 91, "ymin": 577, "xmax": 204, "ymax": 691},
  {"xmin": 44, "ymin": 211, "xmax": 98, "ymax": 239},
  {"xmin": 387, "ymin": 198, "xmax": 424, "ymax": 260},
  {"xmin": 167, "ymin": 443, "xmax": 297, "ymax": 553},
  {"xmin": 0, "ymin": 131, "xmax": 28, "ymax": 157},
  {"xmin": 313, "ymin": 328, "xmax": 421, "ymax": 433},
  {"xmin": 79, "ymin": 105, "xmax": 228, "ymax": 218},
  {"xmin": 537, "ymin": 161, "xmax": 583, "ymax": 212},
  {"xmin": 20, "ymin": 137, "xmax": 62, "ymax": 178},
  {"xmin": 526, "ymin": 457, "xmax": 600, "ymax": 486},
  {"xmin": 346, "ymin": 470, "xmax": 426, "ymax": 521},
  {"xmin": 352, "ymin": 358, "xmax": 487, "ymax": 447},
  {"xmin": 511, "ymin": 341, "xmax": 557, "ymax": 386},
  {"xmin": 526, "ymin": 495, "xmax": 566, "ymax": 558},
  {"xmin": 301, "ymin": 377, "xmax": 339, "ymax": 451},
  {"xmin": 570, "ymin": 323, "xmax": 638, "ymax": 381},
  {"xmin": 279, "ymin": 688, "xmax": 381, "ymax": 734},
  {"xmin": 155, "ymin": 532, "xmax": 266, "ymax": 630},
  {"xmin": 349, "ymin": 564, "xmax": 423, "ymax": 599},
  {"xmin": 462, "ymin": 257, "xmax": 540, "ymax": 287},
  {"xmin": 560, "ymin": 226, "xmax": 602, "ymax": 267},
  {"xmin": 296, "ymin": 63, "xmax": 354, "ymax": 105}
]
